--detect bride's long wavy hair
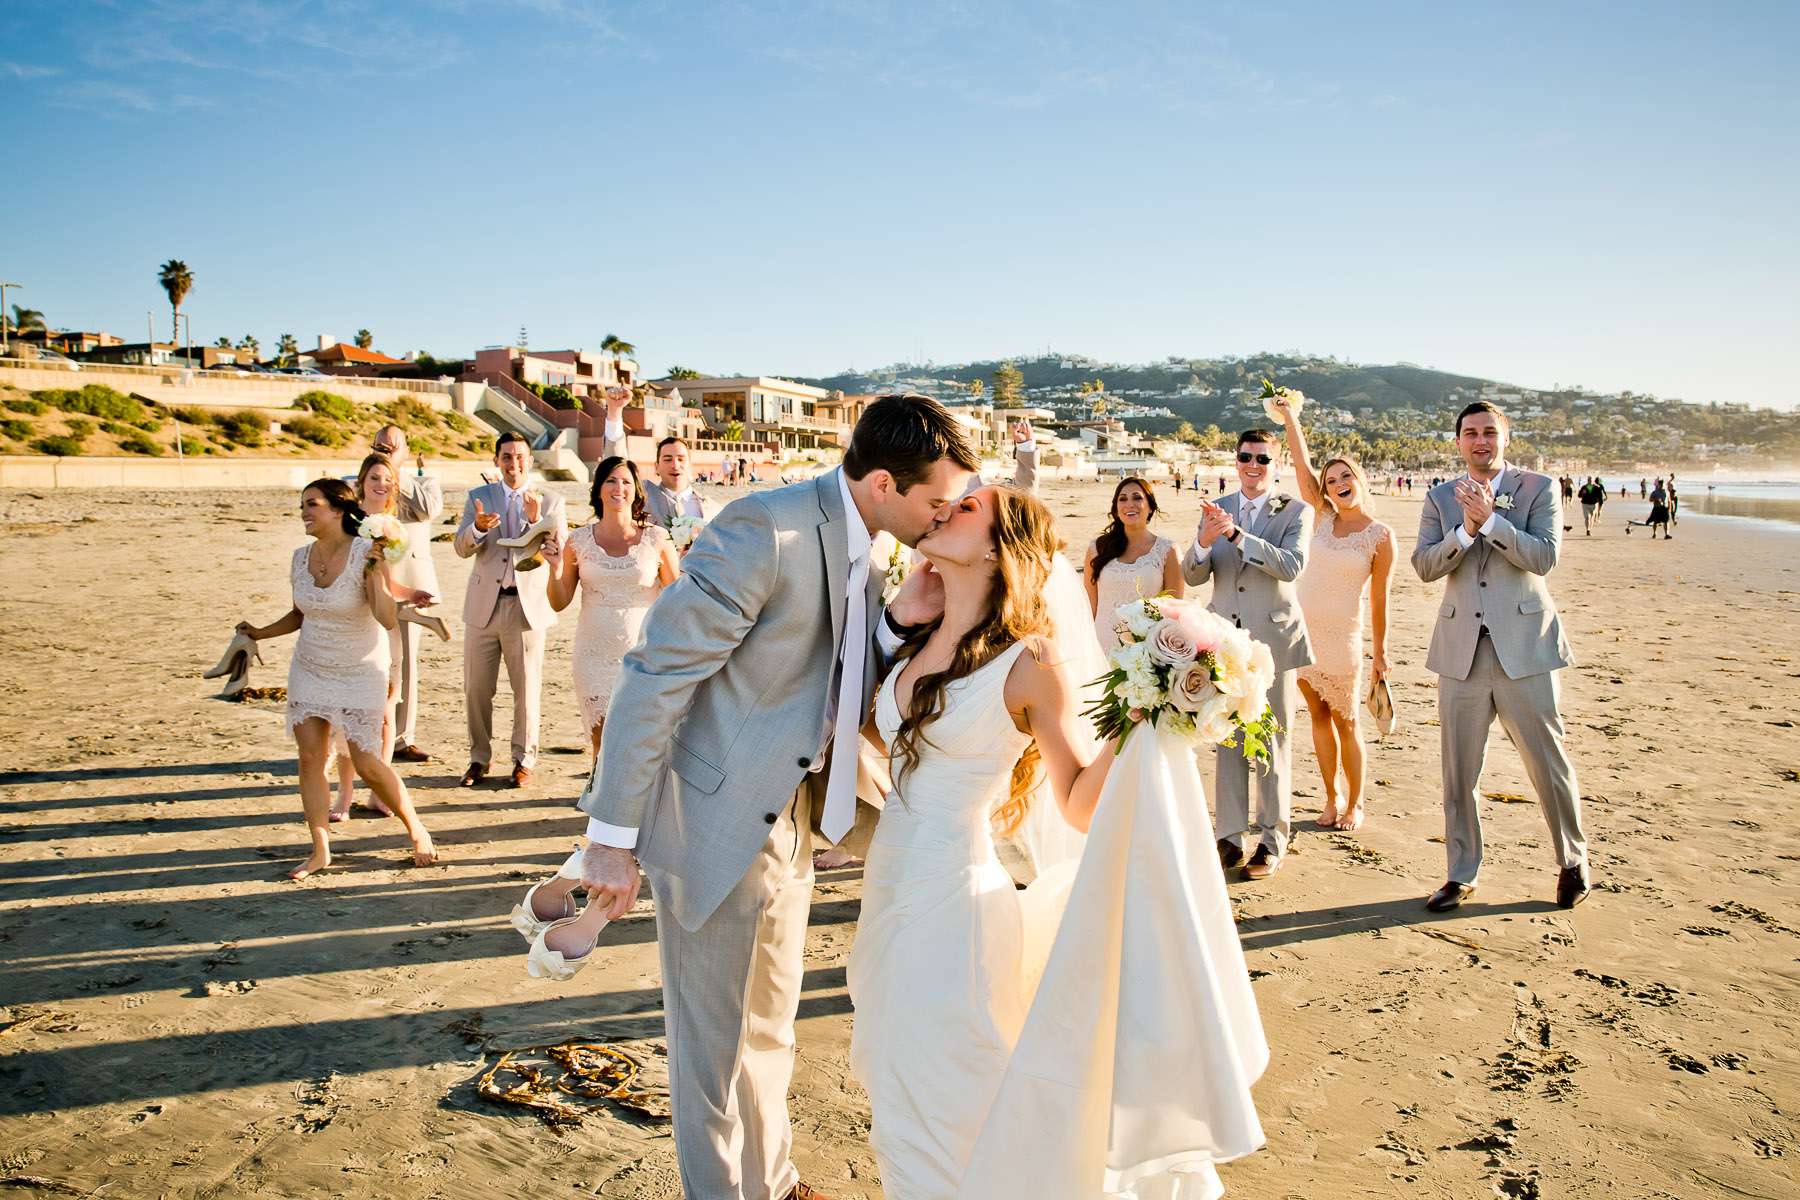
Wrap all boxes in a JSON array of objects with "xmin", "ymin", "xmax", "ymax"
[{"xmin": 889, "ymin": 487, "xmax": 1062, "ymax": 837}]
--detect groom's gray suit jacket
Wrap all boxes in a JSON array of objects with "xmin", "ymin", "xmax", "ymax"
[
  {"xmin": 1413, "ymin": 469, "xmax": 1572, "ymax": 681},
  {"xmin": 579, "ymin": 472, "xmax": 886, "ymax": 931},
  {"xmin": 1180, "ymin": 491, "xmax": 1314, "ymax": 672}
]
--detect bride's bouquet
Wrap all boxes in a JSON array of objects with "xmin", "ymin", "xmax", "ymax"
[
  {"xmin": 1087, "ymin": 595, "xmax": 1279, "ymax": 761},
  {"xmin": 358, "ymin": 513, "xmax": 409, "ymax": 567},
  {"xmin": 668, "ymin": 514, "xmax": 706, "ymax": 551},
  {"xmin": 1258, "ymin": 377, "xmax": 1304, "ymax": 426}
]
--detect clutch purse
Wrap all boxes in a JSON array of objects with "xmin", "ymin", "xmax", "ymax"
[{"xmin": 1365, "ymin": 677, "xmax": 1397, "ymax": 739}]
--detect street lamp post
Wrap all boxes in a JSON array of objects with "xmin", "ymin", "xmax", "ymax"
[{"xmin": 0, "ymin": 282, "xmax": 20, "ymax": 355}]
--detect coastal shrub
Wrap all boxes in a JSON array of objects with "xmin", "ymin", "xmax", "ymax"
[
  {"xmin": 32, "ymin": 434, "xmax": 84, "ymax": 456},
  {"xmin": 64, "ymin": 417, "xmax": 96, "ymax": 439},
  {"xmin": 215, "ymin": 410, "xmax": 267, "ymax": 446},
  {"xmin": 377, "ymin": 394, "xmax": 439, "ymax": 428},
  {"xmin": 136, "ymin": 416, "xmax": 164, "ymax": 432},
  {"xmin": 288, "ymin": 414, "xmax": 345, "ymax": 446},
  {"xmin": 3, "ymin": 418, "xmax": 33, "ymax": 441},
  {"xmin": 120, "ymin": 431, "xmax": 164, "ymax": 456},
  {"xmin": 3, "ymin": 396, "xmax": 45, "ymax": 415},
  {"xmin": 35, "ymin": 384, "xmax": 147, "ymax": 423},
  {"xmin": 540, "ymin": 384, "xmax": 580, "ymax": 411},
  {"xmin": 169, "ymin": 405, "xmax": 212, "ymax": 426},
  {"xmin": 443, "ymin": 410, "xmax": 472, "ymax": 434},
  {"xmin": 294, "ymin": 390, "xmax": 356, "ymax": 422},
  {"xmin": 177, "ymin": 435, "xmax": 207, "ymax": 456},
  {"xmin": 464, "ymin": 434, "xmax": 495, "ymax": 455},
  {"xmin": 101, "ymin": 420, "xmax": 131, "ymax": 436}
]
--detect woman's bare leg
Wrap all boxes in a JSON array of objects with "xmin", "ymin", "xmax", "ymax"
[
  {"xmin": 330, "ymin": 730, "xmax": 355, "ymax": 820},
  {"xmin": 1333, "ymin": 710, "xmax": 1367, "ymax": 830},
  {"xmin": 293, "ymin": 719, "xmax": 336, "ymax": 879},
  {"xmin": 346, "ymin": 740, "xmax": 435, "ymax": 866},
  {"xmin": 1298, "ymin": 678, "xmax": 1341, "ymax": 826}
]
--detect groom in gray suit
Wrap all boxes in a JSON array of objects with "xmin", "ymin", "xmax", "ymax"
[
  {"xmin": 1183, "ymin": 429, "xmax": 1314, "ymax": 879},
  {"xmin": 576, "ymin": 395, "xmax": 980, "ymax": 1200},
  {"xmin": 1413, "ymin": 401, "xmax": 1589, "ymax": 912},
  {"xmin": 598, "ymin": 388, "xmax": 720, "ymax": 525}
]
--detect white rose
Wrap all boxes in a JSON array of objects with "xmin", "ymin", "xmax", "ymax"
[
  {"xmin": 1116, "ymin": 599, "xmax": 1157, "ymax": 641},
  {"xmin": 1196, "ymin": 692, "xmax": 1235, "ymax": 743},
  {"xmin": 1111, "ymin": 641, "xmax": 1153, "ymax": 676},
  {"xmin": 1147, "ymin": 619, "xmax": 1199, "ymax": 667}
]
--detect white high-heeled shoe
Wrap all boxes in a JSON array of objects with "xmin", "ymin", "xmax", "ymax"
[
  {"xmin": 496, "ymin": 516, "xmax": 556, "ymax": 555},
  {"xmin": 399, "ymin": 605, "xmax": 451, "ymax": 642},
  {"xmin": 510, "ymin": 848, "xmax": 585, "ymax": 942},
  {"xmin": 527, "ymin": 913, "xmax": 608, "ymax": 981},
  {"xmin": 203, "ymin": 631, "xmax": 263, "ymax": 680}
]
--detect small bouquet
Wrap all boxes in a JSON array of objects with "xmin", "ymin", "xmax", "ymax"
[
  {"xmin": 1258, "ymin": 377, "xmax": 1304, "ymax": 427},
  {"xmin": 880, "ymin": 538, "xmax": 912, "ymax": 605},
  {"xmin": 669, "ymin": 514, "xmax": 706, "ymax": 551},
  {"xmin": 1087, "ymin": 594, "xmax": 1280, "ymax": 760},
  {"xmin": 358, "ymin": 513, "xmax": 409, "ymax": 567}
]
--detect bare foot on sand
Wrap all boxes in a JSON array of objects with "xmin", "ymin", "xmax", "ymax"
[
  {"xmin": 411, "ymin": 835, "xmax": 438, "ymax": 867},
  {"xmin": 289, "ymin": 850, "xmax": 331, "ymax": 880}
]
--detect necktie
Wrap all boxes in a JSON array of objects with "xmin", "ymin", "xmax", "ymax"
[
  {"xmin": 820, "ymin": 549, "xmax": 870, "ymax": 843},
  {"xmin": 501, "ymin": 489, "xmax": 520, "ymax": 587}
]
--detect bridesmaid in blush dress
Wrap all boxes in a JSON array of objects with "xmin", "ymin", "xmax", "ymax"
[
  {"xmin": 1272, "ymin": 395, "xmax": 1397, "ymax": 832},
  {"xmin": 1083, "ymin": 476, "xmax": 1184, "ymax": 649}
]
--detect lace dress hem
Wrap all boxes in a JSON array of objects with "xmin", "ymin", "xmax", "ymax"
[{"xmin": 284, "ymin": 702, "xmax": 385, "ymax": 754}]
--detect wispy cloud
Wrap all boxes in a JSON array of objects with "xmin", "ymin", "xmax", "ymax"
[
  {"xmin": 2, "ymin": 61, "xmax": 60, "ymax": 80},
  {"xmin": 50, "ymin": 79, "xmax": 158, "ymax": 116}
]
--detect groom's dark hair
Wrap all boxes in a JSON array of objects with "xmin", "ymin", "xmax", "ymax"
[
  {"xmin": 843, "ymin": 393, "xmax": 981, "ymax": 491},
  {"xmin": 1455, "ymin": 400, "xmax": 1509, "ymax": 435}
]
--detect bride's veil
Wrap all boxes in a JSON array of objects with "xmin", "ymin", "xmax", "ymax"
[{"xmin": 996, "ymin": 551, "xmax": 1107, "ymax": 880}]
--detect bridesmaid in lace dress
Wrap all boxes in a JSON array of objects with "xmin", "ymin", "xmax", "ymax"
[
  {"xmin": 236, "ymin": 479, "xmax": 437, "ymax": 878},
  {"xmin": 1273, "ymin": 397, "xmax": 1397, "ymax": 831},
  {"xmin": 1083, "ymin": 476, "xmax": 1184, "ymax": 648},
  {"xmin": 546, "ymin": 455, "xmax": 680, "ymax": 754}
]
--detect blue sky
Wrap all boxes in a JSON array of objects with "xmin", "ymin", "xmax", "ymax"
[{"xmin": 5, "ymin": 1, "xmax": 1797, "ymax": 407}]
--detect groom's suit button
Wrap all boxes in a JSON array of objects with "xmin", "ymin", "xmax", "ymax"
[
  {"xmin": 764, "ymin": 812, "xmax": 778, "ymax": 824},
  {"xmin": 1480, "ymin": 580, "xmax": 1488, "ymax": 587},
  {"xmin": 797, "ymin": 757, "xmax": 811, "ymax": 768}
]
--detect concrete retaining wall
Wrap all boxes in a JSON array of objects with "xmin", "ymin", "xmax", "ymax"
[
  {"xmin": 0, "ymin": 362, "xmax": 454, "ymax": 415},
  {"xmin": 0, "ymin": 455, "xmax": 500, "ymax": 491}
]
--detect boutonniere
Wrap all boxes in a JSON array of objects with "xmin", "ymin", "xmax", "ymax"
[
  {"xmin": 881, "ymin": 539, "xmax": 911, "ymax": 605},
  {"xmin": 1494, "ymin": 493, "xmax": 1516, "ymax": 511},
  {"xmin": 1267, "ymin": 495, "xmax": 1290, "ymax": 515}
]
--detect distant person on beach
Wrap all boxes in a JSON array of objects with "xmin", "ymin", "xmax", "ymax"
[
  {"xmin": 1667, "ymin": 475, "xmax": 1679, "ymax": 523},
  {"xmin": 1593, "ymin": 477, "xmax": 1608, "ymax": 518},
  {"xmin": 1413, "ymin": 401, "xmax": 1589, "ymax": 913},
  {"xmin": 1640, "ymin": 478, "xmax": 1648, "ymax": 499},
  {"xmin": 455, "ymin": 432, "xmax": 568, "ymax": 789},
  {"xmin": 235, "ymin": 478, "xmax": 437, "ymax": 879},
  {"xmin": 1561, "ymin": 476, "xmax": 1574, "ymax": 504},
  {"xmin": 1577, "ymin": 478, "xmax": 1602, "ymax": 535},
  {"xmin": 1274, "ymin": 394, "xmax": 1395, "ymax": 832},
  {"xmin": 1648, "ymin": 478, "xmax": 1672, "ymax": 538}
]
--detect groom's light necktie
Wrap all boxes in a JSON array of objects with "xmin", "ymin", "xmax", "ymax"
[
  {"xmin": 820, "ymin": 548, "xmax": 870, "ymax": 844},
  {"xmin": 500, "ymin": 488, "xmax": 520, "ymax": 588}
]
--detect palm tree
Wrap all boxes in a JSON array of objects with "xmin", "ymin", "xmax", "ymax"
[
  {"xmin": 238, "ymin": 334, "xmax": 260, "ymax": 359},
  {"xmin": 10, "ymin": 305, "xmax": 45, "ymax": 332},
  {"xmin": 601, "ymin": 332, "xmax": 637, "ymax": 359},
  {"xmin": 213, "ymin": 336, "xmax": 233, "ymax": 348},
  {"xmin": 276, "ymin": 333, "xmax": 297, "ymax": 366},
  {"xmin": 158, "ymin": 259, "xmax": 193, "ymax": 344},
  {"xmin": 967, "ymin": 378, "xmax": 984, "ymax": 399},
  {"xmin": 354, "ymin": 329, "xmax": 373, "ymax": 350}
]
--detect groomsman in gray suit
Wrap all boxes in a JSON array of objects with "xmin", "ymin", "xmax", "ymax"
[
  {"xmin": 575, "ymin": 396, "xmax": 980, "ymax": 1200},
  {"xmin": 1413, "ymin": 401, "xmax": 1589, "ymax": 911},
  {"xmin": 371, "ymin": 424, "xmax": 443, "ymax": 762},
  {"xmin": 598, "ymin": 388, "xmax": 720, "ymax": 524},
  {"xmin": 453, "ymin": 432, "xmax": 567, "ymax": 789},
  {"xmin": 1183, "ymin": 429, "xmax": 1314, "ymax": 879}
]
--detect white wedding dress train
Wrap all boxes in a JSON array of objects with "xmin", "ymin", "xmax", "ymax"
[{"xmin": 849, "ymin": 639, "xmax": 1268, "ymax": 1199}]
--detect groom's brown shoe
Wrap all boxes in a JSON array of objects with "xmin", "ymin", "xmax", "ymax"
[
  {"xmin": 1217, "ymin": 839, "xmax": 1244, "ymax": 871},
  {"xmin": 786, "ymin": 1184, "xmax": 833, "ymax": 1200},
  {"xmin": 1556, "ymin": 866, "xmax": 1590, "ymax": 909},
  {"xmin": 1426, "ymin": 881, "xmax": 1477, "ymax": 912},
  {"xmin": 459, "ymin": 762, "xmax": 487, "ymax": 788},
  {"xmin": 1243, "ymin": 844, "xmax": 1280, "ymax": 880}
]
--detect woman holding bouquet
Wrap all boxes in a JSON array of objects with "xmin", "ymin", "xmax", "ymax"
[
  {"xmin": 547, "ymin": 455, "xmax": 679, "ymax": 754},
  {"xmin": 326, "ymin": 453, "xmax": 439, "ymax": 820},
  {"xmin": 236, "ymin": 478, "xmax": 436, "ymax": 879},
  {"xmin": 1271, "ymin": 393, "xmax": 1397, "ymax": 832}
]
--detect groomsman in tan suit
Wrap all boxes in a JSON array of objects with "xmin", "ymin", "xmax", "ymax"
[
  {"xmin": 1413, "ymin": 401, "xmax": 1590, "ymax": 911},
  {"xmin": 454, "ymin": 432, "xmax": 566, "ymax": 789},
  {"xmin": 371, "ymin": 424, "xmax": 444, "ymax": 762},
  {"xmin": 1010, "ymin": 419, "xmax": 1039, "ymax": 492}
]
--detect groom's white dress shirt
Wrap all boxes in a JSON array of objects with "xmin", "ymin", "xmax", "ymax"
[
  {"xmin": 1190, "ymin": 490, "xmax": 1272, "ymax": 563},
  {"xmin": 586, "ymin": 467, "xmax": 900, "ymax": 849}
]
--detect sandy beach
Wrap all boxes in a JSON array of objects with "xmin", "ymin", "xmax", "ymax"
[{"xmin": 2, "ymin": 478, "xmax": 1797, "ymax": 1199}]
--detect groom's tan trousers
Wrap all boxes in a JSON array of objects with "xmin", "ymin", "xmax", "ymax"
[
  {"xmin": 1438, "ymin": 636, "xmax": 1588, "ymax": 886},
  {"xmin": 645, "ymin": 778, "xmax": 816, "ymax": 1200}
]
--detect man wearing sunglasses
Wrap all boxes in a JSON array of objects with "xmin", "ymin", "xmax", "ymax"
[{"xmin": 1183, "ymin": 429, "xmax": 1314, "ymax": 880}]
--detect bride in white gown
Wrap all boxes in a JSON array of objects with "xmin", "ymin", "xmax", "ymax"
[{"xmin": 849, "ymin": 485, "xmax": 1268, "ymax": 1200}]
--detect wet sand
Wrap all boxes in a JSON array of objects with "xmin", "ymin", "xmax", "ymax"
[{"xmin": 1, "ymin": 480, "xmax": 1796, "ymax": 1198}]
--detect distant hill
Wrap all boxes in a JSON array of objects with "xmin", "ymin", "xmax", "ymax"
[{"xmin": 795, "ymin": 351, "xmax": 1800, "ymax": 468}]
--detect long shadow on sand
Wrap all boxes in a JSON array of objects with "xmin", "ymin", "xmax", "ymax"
[
  {"xmin": 1237, "ymin": 895, "xmax": 1559, "ymax": 953},
  {"xmin": 0, "ymin": 760, "xmax": 297, "ymax": 786},
  {"xmin": 0, "ymin": 967, "xmax": 854, "ymax": 1116}
]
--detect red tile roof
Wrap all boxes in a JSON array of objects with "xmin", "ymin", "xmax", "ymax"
[{"xmin": 307, "ymin": 344, "xmax": 405, "ymax": 365}]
